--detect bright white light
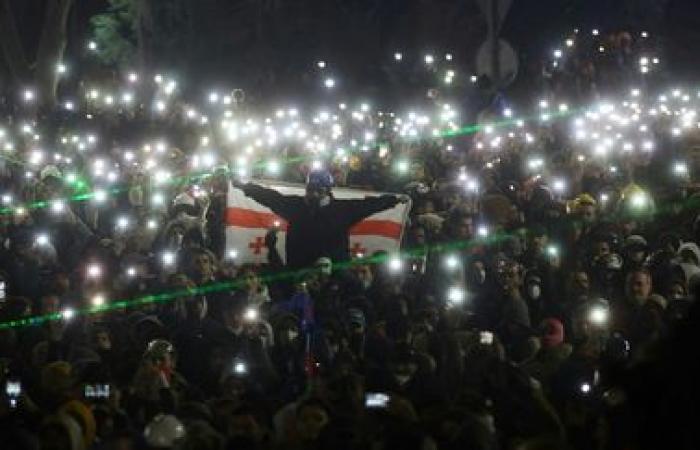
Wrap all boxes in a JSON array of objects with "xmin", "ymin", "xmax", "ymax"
[
  {"xmin": 317, "ymin": 61, "xmax": 326, "ymax": 69},
  {"xmin": 266, "ymin": 159, "xmax": 280, "ymax": 175},
  {"xmin": 61, "ymin": 308, "xmax": 75, "ymax": 320},
  {"xmin": 566, "ymin": 39, "xmax": 574, "ymax": 47},
  {"xmin": 23, "ymin": 90, "xmax": 34, "ymax": 102},
  {"xmin": 56, "ymin": 63, "xmax": 67, "ymax": 74},
  {"xmin": 394, "ymin": 52, "xmax": 403, "ymax": 61},
  {"xmin": 234, "ymin": 361, "xmax": 247, "ymax": 374},
  {"xmin": 553, "ymin": 49, "xmax": 563, "ymax": 59},
  {"xmin": 227, "ymin": 249, "xmax": 239, "ymax": 260},
  {"xmin": 162, "ymin": 251, "xmax": 175, "ymax": 266},
  {"xmin": 396, "ymin": 159, "xmax": 410, "ymax": 174},
  {"xmin": 126, "ymin": 266, "xmax": 137, "ymax": 277},
  {"xmin": 51, "ymin": 200, "xmax": 65, "ymax": 214},
  {"xmin": 388, "ymin": 256, "xmax": 402, "ymax": 273},
  {"xmin": 93, "ymin": 189, "xmax": 107, "ymax": 203},
  {"xmin": 2, "ymin": 194, "xmax": 11, "ymax": 205},
  {"xmin": 244, "ymin": 308, "xmax": 258, "ymax": 322},
  {"xmin": 580, "ymin": 383, "xmax": 591, "ymax": 394},
  {"xmin": 424, "ymin": 54, "xmax": 434, "ymax": 64},
  {"xmin": 116, "ymin": 216, "xmax": 130, "ymax": 229},
  {"xmin": 447, "ymin": 286, "xmax": 465, "ymax": 304},
  {"xmin": 128, "ymin": 72, "xmax": 138, "ymax": 83},
  {"xmin": 91, "ymin": 294, "xmax": 106, "ymax": 307},
  {"xmin": 147, "ymin": 219, "xmax": 158, "ymax": 230},
  {"xmin": 324, "ymin": 78, "xmax": 335, "ymax": 89},
  {"xmin": 88, "ymin": 41, "xmax": 97, "ymax": 51},
  {"xmin": 477, "ymin": 225, "xmax": 489, "ymax": 238},
  {"xmin": 673, "ymin": 162, "xmax": 688, "ymax": 176},
  {"xmin": 444, "ymin": 255, "xmax": 459, "ymax": 271},
  {"xmin": 589, "ymin": 306, "xmax": 608, "ymax": 325},
  {"xmin": 35, "ymin": 234, "xmax": 49, "ymax": 246},
  {"xmin": 552, "ymin": 178, "xmax": 566, "ymax": 193}
]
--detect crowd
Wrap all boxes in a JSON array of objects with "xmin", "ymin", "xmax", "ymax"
[{"xmin": 0, "ymin": 27, "xmax": 699, "ymax": 450}]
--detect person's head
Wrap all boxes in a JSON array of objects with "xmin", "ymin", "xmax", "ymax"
[
  {"xmin": 592, "ymin": 238, "xmax": 612, "ymax": 262},
  {"xmin": 143, "ymin": 339, "xmax": 176, "ymax": 373},
  {"xmin": 567, "ymin": 270, "xmax": 590, "ymax": 300},
  {"xmin": 528, "ymin": 225, "xmax": 548, "ymax": 255},
  {"xmin": 92, "ymin": 327, "xmax": 112, "ymax": 351},
  {"xmin": 666, "ymin": 279, "xmax": 687, "ymax": 300},
  {"xmin": 238, "ymin": 266, "xmax": 261, "ymax": 294},
  {"xmin": 353, "ymin": 264, "xmax": 374, "ymax": 290},
  {"xmin": 448, "ymin": 212, "xmax": 474, "ymax": 240},
  {"xmin": 623, "ymin": 235, "xmax": 649, "ymax": 265},
  {"xmin": 626, "ymin": 270, "xmax": 652, "ymax": 305},
  {"xmin": 305, "ymin": 169, "xmax": 334, "ymax": 207},
  {"xmin": 296, "ymin": 399, "xmax": 331, "ymax": 442},
  {"xmin": 190, "ymin": 249, "xmax": 215, "ymax": 282},
  {"xmin": 496, "ymin": 259, "xmax": 523, "ymax": 292}
]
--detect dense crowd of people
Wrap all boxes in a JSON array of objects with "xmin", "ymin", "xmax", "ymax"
[{"xmin": 0, "ymin": 27, "xmax": 699, "ymax": 450}]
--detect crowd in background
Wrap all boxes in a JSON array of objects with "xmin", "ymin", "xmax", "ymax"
[{"xmin": 0, "ymin": 27, "xmax": 699, "ymax": 450}]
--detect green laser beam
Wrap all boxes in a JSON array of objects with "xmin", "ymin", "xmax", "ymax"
[
  {"xmin": 0, "ymin": 231, "xmax": 511, "ymax": 330},
  {"xmin": 0, "ymin": 107, "xmax": 579, "ymax": 216}
]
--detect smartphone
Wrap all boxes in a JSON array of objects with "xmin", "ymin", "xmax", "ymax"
[
  {"xmin": 365, "ymin": 392, "xmax": 390, "ymax": 409},
  {"xmin": 479, "ymin": 331, "xmax": 494, "ymax": 345},
  {"xmin": 0, "ymin": 281, "xmax": 5, "ymax": 300},
  {"xmin": 84, "ymin": 384, "xmax": 110, "ymax": 399},
  {"xmin": 6, "ymin": 380, "xmax": 21, "ymax": 408}
]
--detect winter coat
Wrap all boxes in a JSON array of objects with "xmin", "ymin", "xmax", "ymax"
[{"xmin": 240, "ymin": 183, "xmax": 399, "ymax": 269}]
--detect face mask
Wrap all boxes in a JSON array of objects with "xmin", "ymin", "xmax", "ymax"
[
  {"xmin": 394, "ymin": 374, "xmax": 412, "ymax": 386},
  {"xmin": 528, "ymin": 284, "xmax": 541, "ymax": 300}
]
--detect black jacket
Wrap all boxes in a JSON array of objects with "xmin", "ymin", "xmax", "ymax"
[{"xmin": 241, "ymin": 183, "xmax": 399, "ymax": 269}]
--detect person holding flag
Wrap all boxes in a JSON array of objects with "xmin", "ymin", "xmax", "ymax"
[{"xmin": 233, "ymin": 169, "xmax": 408, "ymax": 269}]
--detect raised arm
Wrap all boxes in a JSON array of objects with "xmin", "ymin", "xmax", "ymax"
[
  {"xmin": 340, "ymin": 194, "xmax": 405, "ymax": 225},
  {"xmin": 235, "ymin": 181, "xmax": 297, "ymax": 220}
]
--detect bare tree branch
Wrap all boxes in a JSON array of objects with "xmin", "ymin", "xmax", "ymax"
[{"xmin": 0, "ymin": 0, "xmax": 31, "ymax": 83}]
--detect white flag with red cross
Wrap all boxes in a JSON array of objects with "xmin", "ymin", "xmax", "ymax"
[{"xmin": 225, "ymin": 181, "xmax": 411, "ymax": 265}]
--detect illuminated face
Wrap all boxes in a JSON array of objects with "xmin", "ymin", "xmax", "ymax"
[
  {"xmin": 627, "ymin": 272, "xmax": 651, "ymax": 304},
  {"xmin": 455, "ymin": 217, "xmax": 474, "ymax": 240}
]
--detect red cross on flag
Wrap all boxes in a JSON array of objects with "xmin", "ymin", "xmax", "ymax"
[{"xmin": 225, "ymin": 180, "xmax": 411, "ymax": 265}]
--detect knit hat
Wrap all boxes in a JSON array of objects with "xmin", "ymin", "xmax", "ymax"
[{"xmin": 540, "ymin": 318, "xmax": 564, "ymax": 348}]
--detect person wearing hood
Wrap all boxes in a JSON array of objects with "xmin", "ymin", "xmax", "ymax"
[
  {"xmin": 677, "ymin": 241, "xmax": 700, "ymax": 282},
  {"xmin": 234, "ymin": 169, "xmax": 406, "ymax": 269}
]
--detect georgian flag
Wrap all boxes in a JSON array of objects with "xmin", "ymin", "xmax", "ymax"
[{"xmin": 225, "ymin": 181, "xmax": 411, "ymax": 265}]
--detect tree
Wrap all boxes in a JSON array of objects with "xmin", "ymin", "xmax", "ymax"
[
  {"xmin": 0, "ymin": 0, "xmax": 74, "ymax": 108},
  {"xmin": 90, "ymin": 0, "xmax": 139, "ymax": 69}
]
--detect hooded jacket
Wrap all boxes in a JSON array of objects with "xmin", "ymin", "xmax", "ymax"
[{"xmin": 241, "ymin": 183, "xmax": 399, "ymax": 269}]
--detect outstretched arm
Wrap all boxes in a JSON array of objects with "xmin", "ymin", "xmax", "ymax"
[
  {"xmin": 234, "ymin": 180, "xmax": 296, "ymax": 220},
  {"xmin": 341, "ymin": 194, "xmax": 407, "ymax": 225}
]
